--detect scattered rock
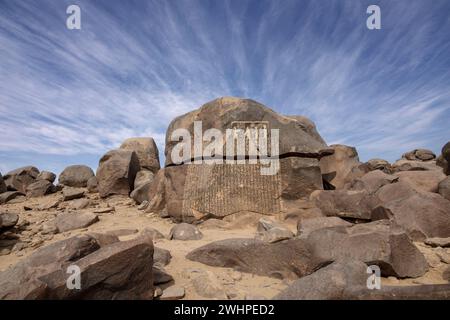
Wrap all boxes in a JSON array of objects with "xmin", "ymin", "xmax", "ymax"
[
  {"xmin": 372, "ymin": 191, "xmax": 450, "ymax": 241},
  {"xmin": 62, "ymin": 187, "xmax": 85, "ymax": 201},
  {"xmin": 130, "ymin": 181, "xmax": 152, "ymax": 205},
  {"xmin": 154, "ymin": 247, "xmax": 172, "ymax": 268},
  {"xmin": 105, "ymin": 228, "xmax": 138, "ymax": 237},
  {"xmin": 0, "ymin": 212, "xmax": 19, "ymax": 230},
  {"xmin": 297, "ymin": 217, "xmax": 352, "ymax": 237},
  {"xmin": 255, "ymin": 218, "xmax": 294, "ymax": 243},
  {"xmin": 394, "ymin": 170, "xmax": 446, "ymax": 193},
  {"xmin": 120, "ymin": 137, "xmax": 160, "ymax": 173},
  {"xmin": 160, "ymin": 286, "xmax": 185, "ymax": 300},
  {"xmin": 391, "ymin": 159, "xmax": 441, "ymax": 172},
  {"xmin": 187, "ymin": 238, "xmax": 325, "ymax": 280},
  {"xmin": 41, "ymin": 221, "xmax": 58, "ymax": 235},
  {"xmin": 274, "ymin": 260, "xmax": 368, "ymax": 300},
  {"xmin": 36, "ymin": 171, "xmax": 56, "ymax": 183},
  {"xmin": 304, "ymin": 220, "xmax": 428, "ymax": 278},
  {"xmin": 59, "ymin": 165, "xmax": 95, "ymax": 188},
  {"xmin": 424, "ymin": 237, "xmax": 450, "ymax": 248},
  {"xmin": 168, "ymin": 223, "xmax": 203, "ymax": 241},
  {"xmin": 69, "ymin": 198, "xmax": 91, "ymax": 210},
  {"xmin": 351, "ymin": 170, "xmax": 398, "ymax": 194},
  {"xmin": 26, "ymin": 180, "xmax": 54, "ymax": 198},
  {"xmin": 37, "ymin": 199, "xmax": 61, "ymax": 210},
  {"xmin": 96, "ymin": 149, "xmax": 140, "ymax": 198},
  {"xmin": 134, "ymin": 169, "xmax": 155, "ymax": 189},
  {"xmin": 93, "ymin": 206, "xmax": 115, "ymax": 213},
  {"xmin": 365, "ymin": 158, "xmax": 392, "ymax": 173},
  {"xmin": 55, "ymin": 212, "xmax": 99, "ymax": 233},
  {"xmin": 153, "ymin": 267, "xmax": 173, "ymax": 285},
  {"xmin": 0, "ymin": 191, "xmax": 25, "ymax": 204},
  {"xmin": 190, "ymin": 269, "xmax": 228, "ymax": 299},
  {"xmin": 3, "ymin": 166, "xmax": 39, "ymax": 193}
]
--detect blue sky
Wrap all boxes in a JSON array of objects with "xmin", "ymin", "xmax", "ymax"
[{"xmin": 1, "ymin": 0, "xmax": 449, "ymax": 176}]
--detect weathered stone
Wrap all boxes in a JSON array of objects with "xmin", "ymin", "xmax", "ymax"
[
  {"xmin": 154, "ymin": 247, "xmax": 172, "ymax": 268},
  {"xmin": 0, "ymin": 191, "xmax": 25, "ymax": 204},
  {"xmin": 304, "ymin": 220, "xmax": 428, "ymax": 278},
  {"xmin": 62, "ymin": 187, "xmax": 85, "ymax": 201},
  {"xmin": 105, "ymin": 228, "xmax": 138, "ymax": 237},
  {"xmin": 26, "ymin": 180, "xmax": 54, "ymax": 198},
  {"xmin": 59, "ymin": 165, "xmax": 94, "ymax": 187},
  {"xmin": 160, "ymin": 286, "xmax": 185, "ymax": 300},
  {"xmin": 37, "ymin": 199, "xmax": 61, "ymax": 210},
  {"xmin": 96, "ymin": 149, "xmax": 140, "ymax": 198},
  {"xmin": 3, "ymin": 166, "xmax": 39, "ymax": 193},
  {"xmin": 394, "ymin": 170, "xmax": 446, "ymax": 193},
  {"xmin": 365, "ymin": 158, "xmax": 392, "ymax": 173},
  {"xmin": 255, "ymin": 218, "xmax": 294, "ymax": 243},
  {"xmin": 392, "ymin": 159, "xmax": 441, "ymax": 172},
  {"xmin": 0, "ymin": 212, "xmax": 19, "ymax": 230},
  {"xmin": 55, "ymin": 212, "xmax": 99, "ymax": 232},
  {"xmin": 351, "ymin": 170, "xmax": 398, "ymax": 194},
  {"xmin": 145, "ymin": 169, "xmax": 166, "ymax": 213},
  {"xmin": 311, "ymin": 189, "xmax": 377, "ymax": 220},
  {"xmin": 168, "ymin": 223, "xmax": 203, "ymax": 240},
  {"xmin": 69, "ymin": 198, "xmax": 91, "ymax": 210},
  {"xmin": 86, "ymin": 176, "xmax": 98, "ymax": 193},
  {"xmin": 36, "ymin": 171, "xmax": 56, "ymax": 183},
  {"xmin": 374, "ymin": 180, "xmax": 417, "ymax": 204},
  {"xmin": 319, "ymin": 144, "xmax": 361, "ymax": 189},
  {"xmin": 424, "ymin": 237, "xmax": 450, "ymax": 248},
  {"xmin": 120, "ymin": 137, "xmax": 160, "ymax": 173},
  {"xmin": 153, "ymin": 267, "xmax": 173, "ymax": 285},
  {"xmin": 372, "ymin": 191, "xmax": 450, "ymax": 241},
  {"xmin": 187, "ymin": 238, "xmax": 326, "ymax": 279},
  {"xmin": 280, "ymin": 157, "xmax": 323, "ymax": 199},
  {"xmin": 402, "ymin": 149, "xmax": 436, "ymax": 161},
  {"xmin": 345, "ymin": 284, "xmax": 450, "ymax": 299},
  {"xmin": 130, "ymin": 181, "xmax": 152, "ymax": 204},
  {"xmin": 297, "ymin": 217, "xmax": 352, "ymax": 237},
  {"xmin": 438, "ymin": 176, "xmax": 450, "ymax": 200},
  {"xmin": 140, "ymin": 227, "xmax": 165, "ymax": 240},
  {"xmin": 93, "ymin": 206, "xmax": 115, "ymax": 213},
  {"xmin": 274, "ymin": 260, "xmax": 368, "ymax": 300},
  {"xmin": 134, "ymin": 169, "xmax": 155, "ymax": 189}
]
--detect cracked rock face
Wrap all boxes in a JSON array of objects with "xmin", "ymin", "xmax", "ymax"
[{"xmin": 147, "ymin": 97, "xmax": 331, "ymax": 222}]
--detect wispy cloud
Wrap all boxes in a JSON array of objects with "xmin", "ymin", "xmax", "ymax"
[{"xmin": 0, "ymin": 0, "xmax": 449, "ymax": 174}]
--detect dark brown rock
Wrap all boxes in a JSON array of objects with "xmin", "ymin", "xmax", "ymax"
[
  {"xmin": 55, "ymin": 212, "xmax": 99, "ymax": 232},
  {"xmin": 186, "ymin": 238, "xmax": 327, "ymax": 279},
  {"xmin": 274, "ymin": 260, "xmax": 368, "ymax": 300},
  {"xmin": 86, "ymin": 176, "xmax": 98, "ymax": 193},
  {"xmin": 36, "ymin": 171, "xmax": 56, "ymax": 183},
  {"xmin": 26, "ymin": 180, "xmax": 54, "ymax": 198},
  {"xmin": 62, "ymin": 187, "xmax": 85, "ymax": 201},
  {"xmin": 0, "ymin": 172, "xmax": 6, "ymax": 194},
  {"xmin": 372, "ymin": 191, "xmax": 450, "ymax": 241},
  {"xmin": 3, "ymin": 166, "xmax": 39, "ymax": 193},
  {"xmin": 96, "ymin": 149, "xmax": 140, "ymax": 198},
  {"xmin": 304, "ymin": 220, "xmax": 429, "ymax": 278},
  {"xmin": 59, "ymin": 165, "xmax": 94, "ymax": 188},
  {"xmin": 0, "ymin": 191, "xmax": 25, "ymax": 204}
]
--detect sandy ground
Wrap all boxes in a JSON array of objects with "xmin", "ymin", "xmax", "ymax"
[{"xmin": 1, "ymin": 191, "xmax": 449, "ymax": 299}]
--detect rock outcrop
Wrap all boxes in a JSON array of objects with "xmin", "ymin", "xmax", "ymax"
[
  {"xmin": 3, "ymin": 166, "xmax": 39, "ymax": 193},
  {"xmin": 59, "ymin": 165, "xmax": 95, "ymax": 188},
  {"xmin": 120, "ymin": 137, "xmax": 160, "ymax": 173}
]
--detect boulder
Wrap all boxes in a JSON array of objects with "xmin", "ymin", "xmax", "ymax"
[
  {"xmin": 374, "ymin": 180, "xmax": 417, "ymax": 204},
  {"xmin": 0, "ymin": 191, "xmax": 25, "ymax": 204},
  {"xmin": 372, "ymin": 191, "xmax": 450, "ymax": 241},
  {"xmin": 365, "ymin": 158, "xmax": 392, "ymax": 173},
  {"xmin": 0, "ymin": 212, "xmax": 19, "ymax": 230},
  {"xmin": 134, "ymin": 170, "xmax": 154, "ymax": 189},
  {"xmin": 274, "ymin": 260, "xmax": 368, "ymax": 300},
  {"xmin": 402, "ymin": 149, "xmax": 436, "ymax": 161},
  {"xmin": 0, "ymin": 172, "xmax": 6, "ymax": 194},
  {"xmin": 424, "ymin": 237, "xmax": 450, "ymax": 248},
  {"xmin": 130, "ymin": 175, "xmax": 152, "ymax": 204},
  {"xmin": 168, "ymin": 223, "xmax": 203, "ymax": 241},
  {"xmin": 69, "ymin": 198, "xmax": 91, "ymax": 210},
  {"xmin": 96, "ymin": 149, "xmax": 140, "ymax": 198},
  {"xmin": 304, "ymin": 220, "xmax": 428, "ymax": 278},
  {"xmin": 438, "ymin": 176, "xmax": 450, "ymax": 200},
  {"xmin": 86, "ymin": 176, "xmax": 98, "ymax": 193},
  {"xmin": 26, "ymin": 180, "xmax": 54, "ymax": 198},
  {"xmin": 0, "ymin": 234, "xmax": 154, "ymax": 299},
  {"xmin": 189, "ymin": 269, "xmax": 228, "ymax": 299},
  {"xmin": 62, "ymin": 187, "xmax": 85, "ymax": 201},
  {"xmin": 161, "ymin": 97, "xmax": 329, "ymax": 221},
  {"xmin": 311, "ymin": 189, "xmax": 377, "ymax": 220},
  {"xmin": 55, "ymin": 212, "xmax": 99, "ymax": 232},
  {"xmin": 140, "ymin": 227, "xmax": 165, "ymax": 241},
  {"xmin": 120, "ymin": 137, "xmax": 160, "ymax": 173},
  {"xmin": 392, "ymin": 159, "xmax": 441, "ymax": 172},
  {"xmin": 440, "ymin": 141, "xmax": 450, "ymax": 175},
  {"xmin": 160, "ymin": 286, "xmax": 185, "ymax": 300},
  {"xmin": 255, "ymin": 217, "xmax": 294, "ymax": 243},
  {"xmin": 394, "ymin": 170, "xmax": 446, "ymax": 193},
  {"xmin": 3, "ymin": 166, "xmax": 39, "ymax": 193},
  {"xmin": 319, "ymin": 144, "xmax": 361, "ymax": 189},
  {"xmin": 351, "ymin": 170, "xmax": 398, "ymax": 194},
  {"xmin": 59, "ymin": 165, "xmax": 94, "ymax": 187},
  {"xmin": 36, "ymin": 171, "xmax": 56, "ymax": 183},
  {"xmin": 186, "ymin": 238, "xmax": 327, "ymax": 279},
  {"xmin": 153, "ymin": 267, "xmax": 173, "ymax": 285},
  {"xmin": 154, "ymin": 247, "xmax": 172, "ymax": 268},
  {"xmin": 297, "ymin": 217, "xmax": 352, "ymax": 237}
]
